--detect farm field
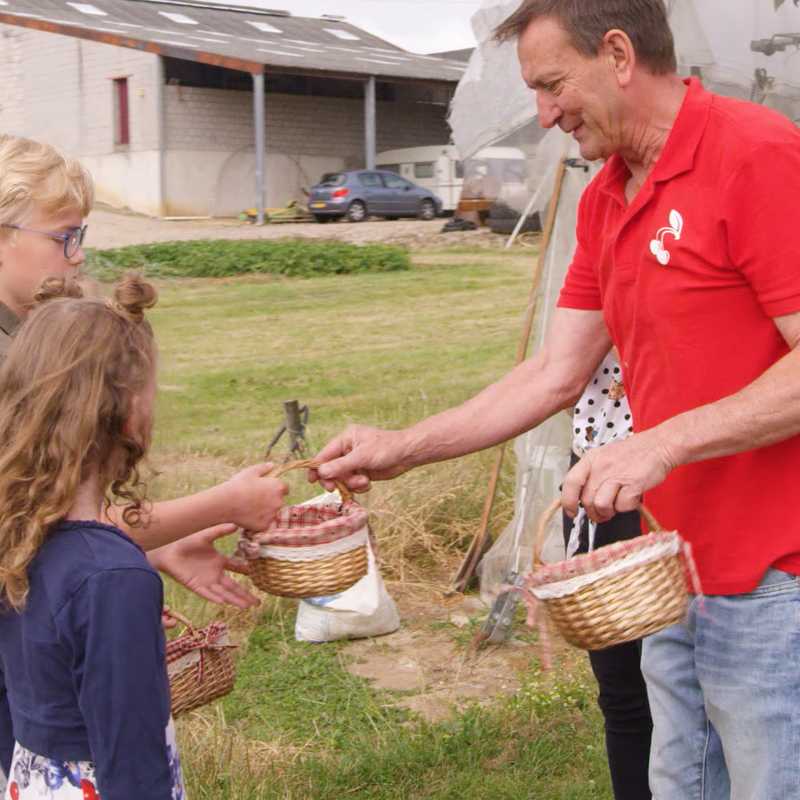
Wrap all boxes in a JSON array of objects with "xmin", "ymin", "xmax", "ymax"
[{"xmin": 87, "ymin": 212, "xmax": 611, "ymax": 800}]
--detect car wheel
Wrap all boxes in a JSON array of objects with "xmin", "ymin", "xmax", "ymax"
[
  {"xmin": 347, "ymin": 200, "xmax": 367, "ymax": 223},
  {"xmin": 418, "ymin": 199, "xmax": 436, "ymax": 221}
]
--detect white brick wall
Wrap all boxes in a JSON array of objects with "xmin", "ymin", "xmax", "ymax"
[{"xmin": 0, "ymin": 25, "xmax": 159, "ymax": 156}]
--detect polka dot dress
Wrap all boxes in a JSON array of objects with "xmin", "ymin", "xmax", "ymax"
[
  {"xmin": 572, "ymin": 353, "xmax": 633, "ymax": 456},
  {"xmin": 566, "ymin": 354, "xmax": 634, "ymax": 557}
]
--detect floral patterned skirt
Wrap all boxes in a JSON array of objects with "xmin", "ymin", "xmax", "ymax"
[{"xmin": 0, "ymin": 718, "xmax": 184, "ymax": 800}]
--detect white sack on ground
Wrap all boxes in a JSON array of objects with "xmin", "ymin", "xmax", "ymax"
[{"xmin": 294, "ymin": 491, "xmax": 400, "ymax": 643}]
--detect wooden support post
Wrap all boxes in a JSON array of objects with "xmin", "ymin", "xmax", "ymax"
[{"xmin": 283, "ymin": 399, "xmax": 304, "ymax": 455}]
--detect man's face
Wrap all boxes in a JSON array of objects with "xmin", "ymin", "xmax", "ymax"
[
  {"xmin": 518, "ymin": 16, "xmax": 623, "ymax": 161},
  {"xmin": 0, "ymin": 208, "xmax": 86, "ymax": 318}
]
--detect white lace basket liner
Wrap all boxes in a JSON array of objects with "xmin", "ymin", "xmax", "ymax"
[
  {"xmin": 238, "ymin": 502, "xmax": 370, "ymax": 562},
  {"xmin": 523, "ymin": 499, "xmax": 702, "ymax": 659}
]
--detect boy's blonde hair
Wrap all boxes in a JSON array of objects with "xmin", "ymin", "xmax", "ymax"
[
  {"xmin": 0, "ymin": 135, "xmax": 94, "ymax": 243},
  {"xmin": 0, "ymin": 274, "xmax": 157, "ymax": 610}
]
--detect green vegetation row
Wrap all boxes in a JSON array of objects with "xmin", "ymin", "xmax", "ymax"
[{"xmin": 86, "ymin": 239, "xmax": 411, "ymax": 281}]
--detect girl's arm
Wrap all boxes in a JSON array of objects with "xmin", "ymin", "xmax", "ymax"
[
  {"xmin": 64, "ymin": 568, "xmax": 174, "ymax": 800},
  {"xmin": 105, "ymin": 464, "xmax": 288, "ymax": 550}
]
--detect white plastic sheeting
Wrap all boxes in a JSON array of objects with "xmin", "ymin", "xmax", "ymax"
[
  {"xmin": 450, "ymin": 0, "xmax": 800, "ymax": 164},
  {"xmin": 476, "ymin": 148, "xmax": 600, "ymax": 601}
]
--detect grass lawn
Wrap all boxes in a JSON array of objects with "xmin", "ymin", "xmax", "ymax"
[{"xmin": 126, "ymin": 245, "xmax": 611, "ymax": 799}]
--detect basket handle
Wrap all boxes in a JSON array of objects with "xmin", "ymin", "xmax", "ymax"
[
  {"xmin": 163, "ymin": 607, "xmax": 195, "ymax": 632},
  {"xmin": 531, "ymin": 498, "xmax": 665, "ymax": 570},
  {"xmin": 268, "ymin": 459, "xmax": 354, "ymax": 504}
]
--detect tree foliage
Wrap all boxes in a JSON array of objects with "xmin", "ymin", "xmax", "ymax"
[{"xmin": 775, "ymin": 0, "xmax": 800, "ymax": 9}]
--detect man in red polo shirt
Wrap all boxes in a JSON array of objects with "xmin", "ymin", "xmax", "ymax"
[{"xmin": 311, "ymin": 1, "xmax": 800, "ymax": 797}]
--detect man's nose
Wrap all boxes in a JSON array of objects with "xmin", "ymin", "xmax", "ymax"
[{"xmin": 536, "ymin": 92, "xmax": 562, "ymax": 129}]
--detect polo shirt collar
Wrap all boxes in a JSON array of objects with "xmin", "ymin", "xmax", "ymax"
[
  {"xmin": 597, "ymin": 76, "xmax": 712, "ymax": 200},
  {"xmin": 0, "ymin": 299, "xmax": 21, "ymax": 338}
]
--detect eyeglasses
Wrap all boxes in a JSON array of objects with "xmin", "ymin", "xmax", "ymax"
[{"xmin": 0, "ymin": 223, "xmax": 88, "ymax": 258}]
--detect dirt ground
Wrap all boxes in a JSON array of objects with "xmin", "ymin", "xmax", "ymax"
[
  {"xmin": 86, "ymin": 204, "xmax": 531, "ymax": 252},
  {"xmin": 345, "ymin": 584, "xmax": 536, "ymax": 721}
]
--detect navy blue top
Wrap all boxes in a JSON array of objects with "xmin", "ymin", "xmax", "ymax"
[{"xmin": 0, "ymin": 520, "xmax": 173, "ymax": 799}]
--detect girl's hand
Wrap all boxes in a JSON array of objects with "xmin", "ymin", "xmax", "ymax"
[
  {"xmin": 148, "ymin": 524, "xmax": 260, "ymax": 609},
  {"xmin": 223, "ymin": 464, "xmax": 289, "ymax": 531}
]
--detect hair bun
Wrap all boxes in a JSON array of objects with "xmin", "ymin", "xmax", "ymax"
[
  {"xmin": 112, "ymin": 273, "xmax": 158, "ymax": 324},
  {"xmin": 33, "ymin": 276, "xmax": 84, "ymax": 306}
]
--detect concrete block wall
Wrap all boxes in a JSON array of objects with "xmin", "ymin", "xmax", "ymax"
[
  {"xmin": 0, "ymin": 24, "xmax": 162, "ymax": 215},
  {"xmin": 165, "ymin": 85, "xmax": 449, "ymax": 157},
  {"xmin": 0, "ymin": 25, "xmax": 159, "ymax": 155}
]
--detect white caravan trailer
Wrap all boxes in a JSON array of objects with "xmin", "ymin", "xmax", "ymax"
[{"xmin": 375, "ymin": 144, "xmax": 528, "ymax": 212}]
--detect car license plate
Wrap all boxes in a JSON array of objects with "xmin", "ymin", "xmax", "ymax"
[{"xmin": 311, "ymin": 202, "xmax": 326, "ymax": 208}]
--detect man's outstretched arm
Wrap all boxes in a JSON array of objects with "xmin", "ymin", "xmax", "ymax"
[{"xmin": 311, "ymin": 307, "xmax": 611, "ymax": 491}]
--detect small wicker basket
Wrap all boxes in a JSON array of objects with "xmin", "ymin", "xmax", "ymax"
[
  {"xmin": 527, "ymin": 499, "xmax": 692, "ymax": 650},
  {"xmin": 240, "ymin": 460, "xmax": 369, "ymax": 599},
  {"xmin": 164, "ymin": 609, "xmax": 237, "ymax": 717}
]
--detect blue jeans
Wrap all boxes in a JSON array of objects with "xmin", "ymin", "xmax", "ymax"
[{"xmin": 641, "ymin": 568, "xmax": 800, "ymax": 800}]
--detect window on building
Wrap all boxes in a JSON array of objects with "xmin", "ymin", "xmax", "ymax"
[
  {"xmin": 413, "ymin": 162, "xmax": 435, "ymax": 179},
  {"xmin": 454, "ymin": 161, "xmax": 465, "ymax": 179},
  {"xmin": 380, "ymin": 164, "xmax": 400, "ymax": 174},
  {"xmin": 113, "ymin": 78, "xmax": 130, "ymax": 146}
]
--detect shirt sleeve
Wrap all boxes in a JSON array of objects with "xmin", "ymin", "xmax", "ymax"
[
  {"xmin": 59, "ymin": 568, "xmax": 173, "ymax": 800},
  {"xmin": 0, "ymin": 661, "xmax": 12, "ymax": 782},
  {"xmin": 558, "ymin": 184, "xmax": 604, "ymax": 311},
  {"xmin": 724, "ymin": 137, "xmax": 800, "ymax": 318}
]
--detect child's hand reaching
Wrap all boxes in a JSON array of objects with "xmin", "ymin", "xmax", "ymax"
[
  {"xmin": 149, "ymin": 524, "xmax": 260, "ymax": 608},
  {"xmin": 221, "ymin": 463, "xmax": 289, "ymax": 532}
]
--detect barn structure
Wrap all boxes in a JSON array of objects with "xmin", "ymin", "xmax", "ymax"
[{"xmin": 0, "ymin": 0, "xmax": 467, "ymax": 219}]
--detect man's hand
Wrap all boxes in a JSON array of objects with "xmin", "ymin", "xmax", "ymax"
[
  {"xmin": 222, "ymin": 463, "xmax": 289, "ymax": 531},
  {"xmin": 148, "ymin": 524, "xmax": 260, "ymax": 609},
  {"xmin": 561, "ymin": 431, "xmax": 677, "ymax": 522},
  {"xmin": 309, "ymin": 425, "xmax": 413, "ymax": 492}
]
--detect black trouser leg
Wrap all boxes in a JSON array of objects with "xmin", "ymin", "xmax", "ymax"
[{"xmin": 589, "ymin": 643, "xmax": 652, "ymax": 800}]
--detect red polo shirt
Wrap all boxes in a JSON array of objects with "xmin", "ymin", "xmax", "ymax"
[{"xmin": 559, "ymin": 78, "xmax": 800, "ymax": 594}]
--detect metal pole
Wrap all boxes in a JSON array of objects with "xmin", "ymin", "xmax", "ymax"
[
  {"xmin": 154, "ymin": 55, "xmax": 166, "ymax": 217},
  {"xmin": 252, "ymin": 70, "xmax": 265, "ymax": 225},
  {"xmin": 364, "ymin": 75, "xmax": 376, "ymax": 169}
]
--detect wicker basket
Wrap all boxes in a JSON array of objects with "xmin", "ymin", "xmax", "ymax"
[
  {"xmin": 527, "ymin": 499, "xmax": 692, "ymax": 650},
  {"xmin": 164, "ymin": 609, "xmax": 237, "ymax": 717},
  {"xmin": 240, "ymin": 460, "xmax": 369, "ymax": 599}
]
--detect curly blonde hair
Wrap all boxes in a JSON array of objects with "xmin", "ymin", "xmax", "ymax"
[{"xmin": 0, "ymin": 274, "xmax": 158, "ymax": 610}]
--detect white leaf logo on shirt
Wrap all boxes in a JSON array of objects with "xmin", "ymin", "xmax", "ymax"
[{"xmin": 649, "ymin": 209, "xmax": 683, "ymax": 265}]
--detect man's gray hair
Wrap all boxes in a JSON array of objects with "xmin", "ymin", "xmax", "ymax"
[{"xmin": 493, "ymin": 0, "xmax": 677, "ymax": 75}]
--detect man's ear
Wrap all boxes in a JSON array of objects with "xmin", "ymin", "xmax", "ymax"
[{"xmin": 601, "ymin": 29, "xmax": 636, "ymax": 88}]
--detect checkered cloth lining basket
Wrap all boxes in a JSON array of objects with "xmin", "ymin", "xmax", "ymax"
[
  {"xmin": 525, "ymin": 500, "xmax": 697, "ymax": 651},
  {"xmin": 239, "ymin": 460, "xmax": 370, "ymax": 598},
  {"xmin": 164, "ymin": 609, "xmax": 237, "ymax": 717}
]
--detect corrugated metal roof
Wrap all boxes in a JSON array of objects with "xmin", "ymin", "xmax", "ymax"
[{"xmin": 0, "ymin": 0, "xmax": 467, "ymax": 82}]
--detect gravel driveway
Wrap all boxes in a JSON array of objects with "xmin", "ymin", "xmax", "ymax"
[{"xmin": 86, "ymin": 205, "xmax": 517, "ymax": 251}]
